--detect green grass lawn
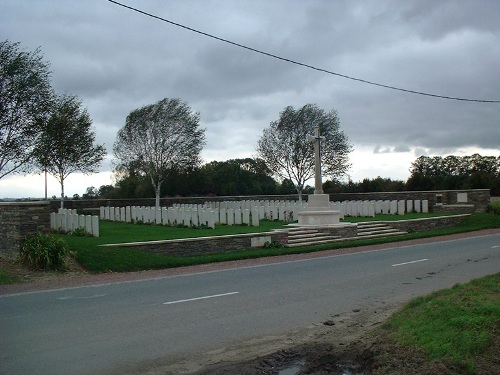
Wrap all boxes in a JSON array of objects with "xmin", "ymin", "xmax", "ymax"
[
  {"xmin": 382, "ymin": 273, "xmax": 500, "ymax": 372},
  {"xmin": 58, "ymin": 212, "xmax": 500, "ymax": 273},
  {"xmin": 0, "ymin": 268, "xmax": 21, "ymax": 284}
]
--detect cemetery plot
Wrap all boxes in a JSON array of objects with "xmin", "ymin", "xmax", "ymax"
[{"xmin": 99, "ymin": 199, "xmax": 428, "ymax": 228}]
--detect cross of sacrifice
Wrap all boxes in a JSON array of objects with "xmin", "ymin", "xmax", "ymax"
[{"xmin": 309, "ymin": 126, "xmax": 325, "ymax": 194}]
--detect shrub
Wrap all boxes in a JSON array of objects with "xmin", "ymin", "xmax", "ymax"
[
  {"xmin": 68, "ymin": 227, "xmax": 93, "ymax": 237},
  {"xmin": 488, "ymin": 201, "xmax": 500, "ymax": 215},
  {"xmin": 19, "ymin": 232, "xmax": 69, "ymax": 271},
  {"xmin": 263, "ymin": 240, "xmax": 284, "ymax": 249}
]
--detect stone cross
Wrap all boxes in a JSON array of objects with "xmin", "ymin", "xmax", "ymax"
[{"xmin": 309, "ymin": 126, "xmax": 325, "ymax": 194}]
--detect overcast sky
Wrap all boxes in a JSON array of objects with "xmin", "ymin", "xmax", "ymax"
[{"xmin": 1, "ymin": 0, "xmax": 499, "ymax": 198}]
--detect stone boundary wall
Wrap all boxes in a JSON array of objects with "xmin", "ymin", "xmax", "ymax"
[
  {"xmin": 101, "ymin": 216, "xmax": 465, "ymax": 257},
  {"xmin": 51, "ymin": 189, "xmax": 490, "ymax": 213},
  {"xmin": 100, "ymin": 232, "xmax": 284, "ymax": 257},
  {"xmin": 383, "ymin": 214, "xmax": 470, "ymax": 232},
  {"xmin": 0, "ymin": 201, "xmax": 51, "ymax": 259}
]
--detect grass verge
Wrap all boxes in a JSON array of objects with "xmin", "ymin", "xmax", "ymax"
[
  {"xmin": 380, "ymin": 273, "xmax": 500, "ymax": 373},
  {"xmin": 0, "ymin": 268, "xmax": 21, "ymax": 284},
  {"xmin": 59, "ymin": 212, "xmax": 500, "ymax": 273}
]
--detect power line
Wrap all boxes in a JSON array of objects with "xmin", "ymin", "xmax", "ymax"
[{"xmin": 107, "ymin": 0, "xmax": 500, "ymax": 103}]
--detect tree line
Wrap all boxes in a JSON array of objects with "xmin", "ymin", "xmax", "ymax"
[
  {"xmin": 79, "ymin": 152, "xmax": 499, "ymax": 200},
  {"xmin": 406, "ymin": 154, "xmax": 500, "ymax": 194}
]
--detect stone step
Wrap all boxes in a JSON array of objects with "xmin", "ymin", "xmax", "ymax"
[
  {"xmin": 357, "ymin": 222, "xmax": 392, "ymax": 229},
  {"xmin": 282, "ymin": 222, "xmax": 407, "ymax": 247},
  {"xmin": 286, "ymin": 237, "xmax": 345, "ymax": 248},
  {"xmin": 288, "ymin": 235, "xmax": 341, "ymax": 244},
  {"xmin": 354, "ymin": 231, "xmax": 408, "ymax": 240},
  {"xmin": 357, "ymin": 228, "xmax": 402, "ymax": 236},
  {"xmin": 286, "ymin": 229, "xmax": 321, "ymax": 235}
]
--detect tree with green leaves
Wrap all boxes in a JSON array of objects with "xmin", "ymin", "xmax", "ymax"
[
  {"xmin": 201, "ymin": 158, "xmax": 277, "ymax": 196},
  {"xmin": 34, "ymin": 94, "xmax": 106, "ymax": 208},
  {"xmin": 0, "ymin": 40, "xmax": 54, "ymax": 179},
  {"xmin": 113, "ymin": 98, "xmax": 206, "ymax": 208},
  {"xmin": 407, "ymin": 153, "xmax": 500, "ymax": 193},
  {"xmin": 256, "ymin": 103, "xmax": 352, "ymax": 201}
]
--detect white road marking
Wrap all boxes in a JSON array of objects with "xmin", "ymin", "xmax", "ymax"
[
  {"xmin": 163, "ymin": 291, "xmax": 239, "ymax": 305},
  {"xmin": 56, "ymin": 294, "xmax": 107, "ymax": 300},
  {"xmin": 392, "ymin": 259, "xmax": 429, "ymax": 267}
]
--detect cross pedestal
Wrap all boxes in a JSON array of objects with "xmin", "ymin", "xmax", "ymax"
[
  {"xmin": 298, "ymin": 194, "xmax": 340, "ymax": 225},
  {"xmin": 297, "ymin": 126, "xmax": 340, "ymax": 226}
]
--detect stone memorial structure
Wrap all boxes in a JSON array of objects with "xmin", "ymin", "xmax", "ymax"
[{"xmin": 298, "ymin": 126, "xmax": 341, "ymax": 226}]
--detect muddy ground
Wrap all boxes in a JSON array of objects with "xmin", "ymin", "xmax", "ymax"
[{"xmin": 2, "ymin": 230, "xmax": 499, "ymax": 374}]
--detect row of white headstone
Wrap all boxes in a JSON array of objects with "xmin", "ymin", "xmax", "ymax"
[
  {"xmin": 99, "ymin": 199, "xmax": 429, "ymax": 228},
  {"xmin": 100, "ymin": 200, "xmax": 303, "ymax": 228},
  {"xmin": 334, "ymin": 200, "xmax": 429, "ymax": 218},
  {"xmin": 50, "ymin": 208, "xmax": 99, "ymax": 237}
]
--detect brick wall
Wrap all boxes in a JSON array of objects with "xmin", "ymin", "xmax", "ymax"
[{"xmin": 0, "ymin": 201, "xmax": 51, "ymax": 259}]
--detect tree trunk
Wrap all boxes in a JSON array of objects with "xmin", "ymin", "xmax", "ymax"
[
  {"xmin": 297, "ymin": 187, "xmax": 303, "ymax": 203},
  {"xmin": 154, "ymin": 181, "xmax": 163, "ymax": 209},
  {"xmin": 60, "ymin": 177, "xmax": 65, "ymax": 209}
]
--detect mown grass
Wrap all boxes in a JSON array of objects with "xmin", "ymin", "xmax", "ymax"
[
  {"xmin": 59, "ymin": 212, "xmax": 500, "ymax": 273},
  {"xmin": 0, "ymin": 268, "xmax": 21, "ymax": 284},
  {"xmin": 382, "ymin": 273, "xmax": 500, "ymax": 372}
]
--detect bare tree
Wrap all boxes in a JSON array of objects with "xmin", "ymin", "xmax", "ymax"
[
  {"xmin": 0, "ymin": 40, "xmax": 54, "ymax": 179},
  {"xmin": 34, "ymin": 94, "xmax": 106, "ymax": 208},
  {"xmin": 113, "ymin": 98, "xmax": 206, "ymax": 208},
  {"xmin": 257, "ymin": 104, "xmax": 352, "ymax": 201}
]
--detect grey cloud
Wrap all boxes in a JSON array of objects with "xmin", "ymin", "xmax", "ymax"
[{"xmin": 1, "ymin": 0, "xmax": 498, "ymax": 179}]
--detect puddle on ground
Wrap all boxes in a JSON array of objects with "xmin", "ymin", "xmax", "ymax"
[
  {"xmin": 277, "ymin": 365, "xmax": 302, "ymax": 375},
  {"xmin": 277, "ymin": 360, "xmax": 366, "ymax": 375}
]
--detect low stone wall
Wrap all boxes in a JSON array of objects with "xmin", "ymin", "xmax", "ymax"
[
  {"xmin": 102, "ymin": 215, "xmax": 470, "ymax": 257},
  {"xmin": 387, "ymin": 214, "xmax": 470, "ymax": 232},
  {"xmin": 100, "ymin": 232, "xmax": 284, "ymax": 257},
  {"xmin": 434, "ymin": 205, "xmax": 475, "ymax": 214},
  {"xmin": 0, "ymin": 201, "xmax": 51, "ymax": 259}
]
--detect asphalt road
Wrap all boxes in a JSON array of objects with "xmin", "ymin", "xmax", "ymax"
[{"xmin": 1, "ymin": 233, "xmax": 499, "ymax": 375}]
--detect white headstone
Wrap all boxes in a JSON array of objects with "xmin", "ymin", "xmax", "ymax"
[
  {"xmin": 79, "ymin": 214, "xmax": 86, "ymax": 229},
  {"xmin": 414, "ymin": 200, "xmax": 421, "ymax": 213},
  {"xmin": 207, "ymin": 210, "xmax": 215, "ymax": 229},
  {"xmin": 161, "ymin": 207, "xmax": 168, "ymax": 225},
  {"xmin": 390, "ymin": 200, "xmax": 398, "ymax": 215},
  {"xmin": 227, "ymin": 208, "xmax": 234, "ymax": 225},
  {"xmin": 422, "ymin": 200, "xmax": 429, "ymax": 213},
  {"xmin": 406, "ymin": 200, "xmax": 413, "ymax": 214},
  {"xmin": 219, "ymin": 208, "xmax": 227, "ymax": 224},
  {"xmin": 85, "ymin": 215, "xmax": 92, "ymax": 234},
  {"xmin": 397, "ymin": 200, "xmax": 405, "ymax": 215},
  {"xmin": 251, "ymin": 209, "xmax": 259, "ymax": 226},
  {"xmin": 92, "ymin": 215, "xmax": 99, "ymax": 237},
  {"xmin": 242, "ymin": 209, "xmax": 250, "ymax": 224}
]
